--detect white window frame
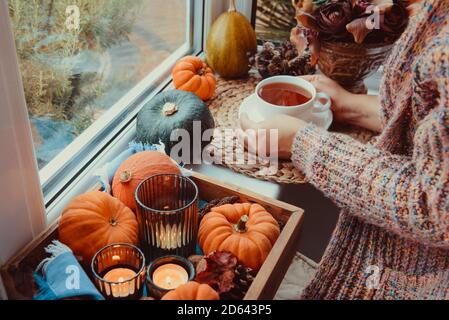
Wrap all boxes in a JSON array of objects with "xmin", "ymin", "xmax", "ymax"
[
  {"xmin": 0, "ymin": 0, "xmax": 252, "ymax": 298},
  {"xmin": 0, "ymin": 0, "xmax": 47, "ymax": 293}
]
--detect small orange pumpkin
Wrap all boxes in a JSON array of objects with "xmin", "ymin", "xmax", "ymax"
[
  {"xmin": 198, "ymin": 203, "xmax": 280, "ymax": 271},
  {"xmin": 172, "ymin": 56, "xmax": 216, "ymax": 101},
  {"xmin": 59, "ymin": 191, "xmax": 138, "ymax": 264},
  {"xmin": 161, "ymin": 281, "xmax": 219, "ymax": 300},
  {"xmin": 112, "ymin": 151, "xmax": 181, "ymax": 211}
]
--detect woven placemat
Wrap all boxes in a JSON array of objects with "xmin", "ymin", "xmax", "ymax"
[{"xmin": 207, "ymin": 74, "xmax": 376, "ymax": 184}]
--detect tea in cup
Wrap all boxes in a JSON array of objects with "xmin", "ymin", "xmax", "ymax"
[{"xmin": 254, "ymin": 75, "xmax": 331, "ymax": 122}]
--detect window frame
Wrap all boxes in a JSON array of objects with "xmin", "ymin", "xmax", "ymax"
[{"xmin": 0, "ymin": 0, "xmax": 47, "ymax": 275}]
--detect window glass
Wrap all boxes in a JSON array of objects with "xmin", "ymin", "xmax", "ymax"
[
  {"xmin": 9, "ymin": 0, "xmax": 188, "ymax": 168},
  {"xmin": 255, "ymin": 0, "xmax": 296, "ymax": 43}
]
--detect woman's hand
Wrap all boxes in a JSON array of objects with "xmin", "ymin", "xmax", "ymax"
[
  {"xmin": 300, "ymin": 74, "xmax": 354, "ymax": 123},
  {"xmin": 301, "ymin": 74, "xmax": 383, "ymax": 132},
  {"xmin": 239, "ymin": 113, "xmax": 307, "ymax": 160}
]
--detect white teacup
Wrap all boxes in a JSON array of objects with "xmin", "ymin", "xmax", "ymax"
[{"xmin": 254, "ymin": 75, "xmax": 331, "ymax": 123}]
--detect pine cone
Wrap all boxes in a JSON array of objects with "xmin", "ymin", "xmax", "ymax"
[
  {"xmin": 220, "ymin": 264, "xmax": 255, "ymax": 300},
  {"xmin": 250, "ymin": 41, "xmax": 316, "ymax": 79}
]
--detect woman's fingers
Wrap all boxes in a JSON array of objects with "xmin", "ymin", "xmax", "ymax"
[
  {"xmin": 299, "ymin": 74, "xmax": 322, "ymax": 83},
  {"xmin": 298, "ymin": 75, "xmax": 315, "ymax": 82},
  {"xmin": 239, "ymin": 113, "xmax": 250, "ymax": 130},
  {"xmin": 238, "ymin": 114, "xmax": 270, "ymax": 156},
  {"xmin": 240, "ymin": 112, "xmax": 263, "ymax": 130},
  {"xmin": 236, "ymin": 122, "xmax": 260, "ymax": 156},
  {"xmin": 236, "ymin": 127, "xmax": 247, "ymax": 143},
  {"xmin": 238, "ymin": 114, "xmax": 253, "ymax": 152},
  {"xmin": 299, "ymin": 75, "xmax": 327, "ymax": 93}
]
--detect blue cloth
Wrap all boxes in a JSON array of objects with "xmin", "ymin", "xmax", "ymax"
[{"xmin": 34, "ymin": 241, "xmax": 104, "ymax": 300}]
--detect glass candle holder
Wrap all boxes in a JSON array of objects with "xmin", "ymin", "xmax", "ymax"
[
  {"xmin": 146, "ymin": 255, "xmax": 195, "ymax": 299},
  {"xmin": 135, "ymin": 174, "xmax": 199, "ymax": 261},
  {"xmin": 91, "ymin": 243, "xmax": 146, "ymax": 300}
]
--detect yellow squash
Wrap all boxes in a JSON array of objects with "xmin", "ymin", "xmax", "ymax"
[{"xmin": 206, "ymin": 0, "xmax": 257, "ymax": 79}]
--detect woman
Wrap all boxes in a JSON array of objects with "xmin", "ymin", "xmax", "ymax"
[{"xmin": 241, "ymin": 0, "xmax": 448, "ymax": 299}]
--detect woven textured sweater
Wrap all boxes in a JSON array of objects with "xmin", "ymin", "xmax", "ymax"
[{"xmin": 292, "ymin": 0, "xmax": 448, "ymax": 300}]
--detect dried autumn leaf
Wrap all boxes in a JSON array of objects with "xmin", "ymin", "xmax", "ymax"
[
  {"xmin": 195, "ymin": 251, "xmax": 239, "ymax": 294},
  {"xmin": 296, "ymin": 10, "xmax": 317, "ymax": 30},
  {"xmin": 196, "ymin": 251, "xmax": 238, "ymax": 274},
  {"xmin": 290, "ymin": 26, "xmax": 308, "ymax": 56},
  {"xmin": 346, "ymin": 16, "xmax": 374, "ymax": 44},
  {"xmin": 290, "ymin": 25, "xmax": 320, "ymax": 66}
]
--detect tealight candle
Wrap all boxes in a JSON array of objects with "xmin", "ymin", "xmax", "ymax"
[
  {"xmin": 91, "ymin": 243, "xmax": 146, "ymax": 300},
  {"xmin": 103, "ymin": 267, "xmax": 137, "ymax": 297},
  {"xmin": 152, "ymin": 263, "xmax": 188, "ymax": 290},
  {"xmin": 103, "ymin": 268, "xmax": 136, "ymax": 283},
  {"xmin": 146, "ymin": 255, "xmax": 195, "ymax": 299}
]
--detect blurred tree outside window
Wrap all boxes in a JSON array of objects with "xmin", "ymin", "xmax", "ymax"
[{"xmin": 9, "ymin": 0, "xmax": 188, "ymax": 168}]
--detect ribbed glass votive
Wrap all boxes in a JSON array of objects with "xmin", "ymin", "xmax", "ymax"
[
  {"xmin": 91, "ymin": 243, "xmax": 146, "ymax": 300},
  {"xmin": 135, "ymin": 174, "xmax": 199, "ymax": 261}
]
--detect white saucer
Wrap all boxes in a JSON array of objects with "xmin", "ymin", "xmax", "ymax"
[{"xmin": 238, "ymin": 94, "xmax": 333, "ymax": 130}]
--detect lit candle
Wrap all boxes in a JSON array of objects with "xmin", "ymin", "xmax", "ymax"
[
  {"xmin": 103, "ymin": 268, "xmax": 136, "ymax": 282},
  {"xmin": 92, "ymin": 244, "xmax": 145, "ymax": 300},
  {"xmin": 152, "ymin": 263, "xmax": 188, "ymax": 290},
  {"xmin": 103, "ymin": 268, "xmax": 137, "ymax": 297}
]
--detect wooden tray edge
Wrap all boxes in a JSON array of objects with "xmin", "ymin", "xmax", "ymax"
[
  {"xmin": 1, "ymin": 171, "xmax": 305, "ymax": 300},
  {"xmin": 244, "ymin": 210, "xmax": 304, "ymax": 300}
]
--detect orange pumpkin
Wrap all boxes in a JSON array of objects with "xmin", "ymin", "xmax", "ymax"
[
  {"xmin": 58, "ymin": 191, "xmax": 138, "ymax": 264},
  {"xmin": 161, "ymin": 281, "xmax": 219, "ymax": 300},
  {"xmin": 112, "ymin": 151, "xmax": 181, "ymax": 211},
  {"xmin": 172, "ymin": 56, "xmax": 216, "ymax": 101},
  {"xmin": 198, "ymin": 203, "xmax": 280, "ymax": 271}
]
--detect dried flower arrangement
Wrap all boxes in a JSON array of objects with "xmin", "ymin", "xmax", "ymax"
[{"xmin": 291, "ymin": 0, "xmax": 415, "ymax": 63}]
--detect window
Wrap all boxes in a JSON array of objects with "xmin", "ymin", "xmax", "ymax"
[
  {"xmin": 8, "ymin": 0, "xmax": 203, "ymax": 203},
  {"xmin": 9, "ymin": 0, "xmax": 190, "ymax": 169},
  {"xmin": 255, "ymin": 0, "xmax": 296, "ymax": 43},
  {"xmin": 0, "ymin": 0, "xmax": 226, "ymax": 271}
]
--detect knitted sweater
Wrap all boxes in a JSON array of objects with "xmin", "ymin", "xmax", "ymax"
[{"xmin": 292, "ymin": 0, "xmax": 449, "ymax": 300}]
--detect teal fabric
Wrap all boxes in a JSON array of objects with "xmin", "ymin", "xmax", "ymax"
[{"xmin": 34, "ymin": 244, "xmax": 104, "ymax": 300}]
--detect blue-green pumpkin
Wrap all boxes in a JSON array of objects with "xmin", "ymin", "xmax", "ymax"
[{"xmin": 136, "ymin": 90, "xmax": 215, "ymax": 159}]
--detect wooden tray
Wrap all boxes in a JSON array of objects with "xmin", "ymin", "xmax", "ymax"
[{"xmin": 1, "ymin": 171, "xmax": 304, "ymax": 300}]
